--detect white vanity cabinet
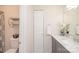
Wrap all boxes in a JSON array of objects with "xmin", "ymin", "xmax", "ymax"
[{"xmin": 52, "ymin": 36, "xmax": 70, "ymax": 53}]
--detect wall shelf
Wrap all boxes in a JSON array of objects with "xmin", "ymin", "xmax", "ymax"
[
  {"xmin": 9, "ymin": 18, "xmax": 19, "ymax": 27},
  {"xmin": 11, "ymin": 18, "xmax": 19, "ymax": 25}
]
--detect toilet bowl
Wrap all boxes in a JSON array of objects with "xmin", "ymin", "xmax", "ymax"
[{"xmin": 5, "ymin": 49, "xmax": 17, "ymax": 53}]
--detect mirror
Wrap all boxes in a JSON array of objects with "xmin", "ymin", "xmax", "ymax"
[{"xmin": 63, "ymin": 5, "xmax": 79, "ymax": 36}]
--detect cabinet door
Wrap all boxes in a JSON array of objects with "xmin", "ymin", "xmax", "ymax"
[
  {"xmin": 52, "ymin": 37, "xmax": 56, "ymax": 52},
  {"xmin": 55, "ymin": 41, "xmax": 62, "ymax": 53}
]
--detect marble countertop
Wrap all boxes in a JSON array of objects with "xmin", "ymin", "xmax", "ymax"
[{"xmin": 51, "ymin": 34, "xmax": 79, "ymax": 53}]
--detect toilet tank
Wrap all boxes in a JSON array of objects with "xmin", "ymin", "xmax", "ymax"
[{"xmin": 10, "ymin": 38, "xmax": 19, "ymax": 49}]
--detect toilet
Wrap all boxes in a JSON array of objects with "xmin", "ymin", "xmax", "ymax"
[{"xmin": 5, "ymin": 38, "xmax": 19, "ymax": 53}]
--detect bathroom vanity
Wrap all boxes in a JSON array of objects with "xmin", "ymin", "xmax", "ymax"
[
  {"xmin": 52, "ymin": 36, "xmax": 69, "ymax": 53},
  {"xmin": 51, "ymin": 34, "xmax": 79, "ymax": 53}
]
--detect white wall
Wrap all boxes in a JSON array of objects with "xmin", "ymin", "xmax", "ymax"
[
  {"xmin": 32, "ymin": 5, "xmax": 64, "ymax": 52},
  {"xmin": 19, "ymin": 5, "xmax": 33, "ymax": 52}
]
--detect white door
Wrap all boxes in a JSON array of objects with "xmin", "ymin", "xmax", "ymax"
[{"xmin": 33, "ymin": 11, "xmax": 44, "ymax": 53}]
